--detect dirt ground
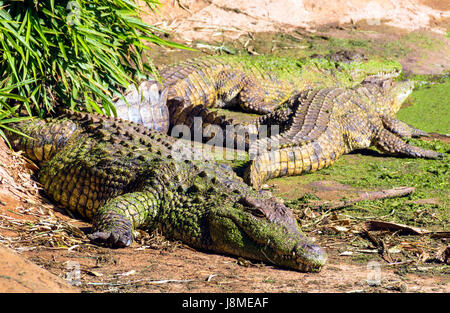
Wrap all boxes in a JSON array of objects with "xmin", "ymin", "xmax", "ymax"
[
  {"xmin": 144, "ymin": 0, "xmax": 450, "ymax": 41},
  {"xmin": 0, "ymin": 0, "xmax": 449, "ymax": 293}
]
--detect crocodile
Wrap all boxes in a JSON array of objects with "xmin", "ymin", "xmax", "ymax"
[
  {"xmin": 5, "ymin": 110, "xmax": 327, "ymax": 272},
  {"xmin": 244, "ymin": 78, "xmax": 444, "ymax": 189},
  {"xmin": 114, "ymin": 53, "xmax": 402, "ymax": 148}
]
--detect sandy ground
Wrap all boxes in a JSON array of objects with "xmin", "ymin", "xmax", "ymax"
[
  {"xmin": 0, "ymin": 0, "xmax": 449, "ymax": 293},
  {"xmin": 0, "ymin": 246, "xmax": 76, "ymax": 293}
]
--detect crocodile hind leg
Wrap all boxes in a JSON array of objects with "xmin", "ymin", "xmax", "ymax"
[
  {"xmin": 88, "ymin": 190, "xmax": 161, "ymax": 248},
  {"xmin": 169, "ymin": 98, "xmax": 261, "ymax": 150},
  {"xmin": 238, "ymin": 76, "xmax": 296, "ymax": 114},
  {"xmin": 381, "ymin": 115, "xmax": 429, "ymax": 138},
  {"xmin": 374, "ymin": 128, "xmax": 444, "ymax": 159},
  {"xmin": 169, "ymin": 97, "xmax": 240, "ymax": 147}
]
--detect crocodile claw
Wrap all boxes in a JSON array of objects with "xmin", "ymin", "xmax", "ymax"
[
  {"xmin": 411, "ymin": 128, "xmax": 429, "ymax": 138},
  {"xmin": 88, "ymin": 229, "xmax": 133, "ymax": 248}
]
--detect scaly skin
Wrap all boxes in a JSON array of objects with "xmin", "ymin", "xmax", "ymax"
[
  {"xmin": 245, "ymin": 78, "xmax": 444, "ymax": 189},
  {"xmin": 6, "ymin": 111, "xmax": 327, "ymax": 272},
  {"xmin": 115, "ymin": 53, "xmax": 402, "ymax": 147},
  {"xmin": 112, "ymin": 80, "xmax": 170, "ymax": 133}
]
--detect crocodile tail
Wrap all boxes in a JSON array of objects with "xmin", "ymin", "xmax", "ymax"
[
  {"xmin": 5, "ymin": 117, "xmax": 80, "ymax": 163},
  {"xmin": 244, "ymin": 131, "xmax": 345, "ymax": 189},
  {"xmin": 113, "ymin": 81, "xmax": 170, "ymax": 133}
]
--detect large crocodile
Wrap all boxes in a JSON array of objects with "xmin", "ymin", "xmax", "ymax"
[
  {"xmin": 114, "ymin": 53, "xmax": 402, "ymax": 147},
  {"xmin": 5, "ymin": 110, "xmax": 327, "ymax": 272},
  {"xmin": 244, "ymin": 78, "xmax": 444, "ymax": 188}
]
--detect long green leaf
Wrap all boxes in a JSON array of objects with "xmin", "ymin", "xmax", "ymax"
[{"xmin": 0, "ymin": 0, "xmax": 191, "ymax": 133}]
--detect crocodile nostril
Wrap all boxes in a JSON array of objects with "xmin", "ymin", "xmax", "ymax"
[{"xmin": 296, "ymin": 243, "xmax": 328, "ymax": 265}]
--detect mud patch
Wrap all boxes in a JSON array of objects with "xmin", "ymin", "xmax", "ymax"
[
  {"xmin": 143, "ymin": 0, "xmax": 450, "ymax": 42},
  {"xmin": 14, "ymin": 236, "xmax": 450, "ymax": 293},
  {"xmin": 271, "ymin": 179, "xmax": 361, "ymax": 201}
]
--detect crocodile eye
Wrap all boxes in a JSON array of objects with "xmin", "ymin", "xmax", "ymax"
[
  {"xmin": 249, "ymin": 207, "xmax": 266, "ymax": 218},
  {"xmin": 238, "ymin": 197, "xmax": 267, "ymax": 218}
]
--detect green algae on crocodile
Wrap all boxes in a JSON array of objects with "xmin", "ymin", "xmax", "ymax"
[{"xmin": 5, "ymin": 110, "xmax": 327, "ymax": 272}]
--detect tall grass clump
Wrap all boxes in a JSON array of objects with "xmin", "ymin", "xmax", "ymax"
[{"xmin": 0, "ymin": 0, "xmax": 185, "ymax": 143}]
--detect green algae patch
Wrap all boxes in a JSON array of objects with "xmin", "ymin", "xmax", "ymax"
[
  {"xmin": 397, "ymin": 77, "xmax": 450, "ymax": 134},
  {"xmin": 270, "ymin": 139, "xmax": 449, "ymax": 230}
]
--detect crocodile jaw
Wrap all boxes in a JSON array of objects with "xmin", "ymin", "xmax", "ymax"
[
  {"xmin": 351, "ymin": 59, "xmax": 402, "ymax": 82},
  {"xmin": 208, "ymin": 207, "xmax": 327, "ymax": 272},
  {"xmin": 390, "ymin": 80, "xmax": 415, "ymax": 113}
]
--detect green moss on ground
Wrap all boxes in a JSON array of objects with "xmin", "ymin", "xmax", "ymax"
[
  {"xmin": 269, "ymin": 137, "xmax": 449, "ymax": 229},
  {"xmin": 397, "ymin": 76, "xmax": 450, "ymax": 134}
]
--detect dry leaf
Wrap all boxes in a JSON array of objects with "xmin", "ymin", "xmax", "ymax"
[
  {"xmin": 363, "ymin": 220, "xmax": 429, "ymax": 235},
  {"xmin": 87, "ymin": 270, "xmax": 103, "ymax": 277},
  {"xmin": 331, "ymin": 225, "xmax": 349, "ymax": 233}
]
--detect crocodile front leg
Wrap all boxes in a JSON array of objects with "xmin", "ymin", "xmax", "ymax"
[{"xmin": 89, "ymin": 189, "xmax": 161, "ymax": 248}]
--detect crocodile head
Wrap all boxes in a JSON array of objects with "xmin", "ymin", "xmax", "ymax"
[
  {"xmin": 207, "ymin": 195, "xmax": 327, "ymax": 272},
  {"xmin": 347, "ymin": 57, "xmax": 402, "ymax": 82},
  {"xmin": 359, "ymin": 77, "xmax": 415, "ymax": 115},
  {"xmin": 300, "ymin": 54, "xmax": 402, "ymax": 89},
  {"xmin": 310, "ymin": 51, "xmax": 402, "ymax": 82},
  {"xmin": 386, "ymin": 79, "xmax": 415, "ymax": 114}
]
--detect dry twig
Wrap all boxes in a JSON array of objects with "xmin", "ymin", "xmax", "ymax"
[{"xmin": 307, "ymin": 187, "xmax": 416, "ymax": 211}]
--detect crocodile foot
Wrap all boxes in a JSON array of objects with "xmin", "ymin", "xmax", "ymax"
[
  {"xmin": 88, "ymin": 229, "xmax": 132, "ymax": 248},
  {"xmin": 88, "ymin": 211, "xmax": 133, "ymax": 248}
]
